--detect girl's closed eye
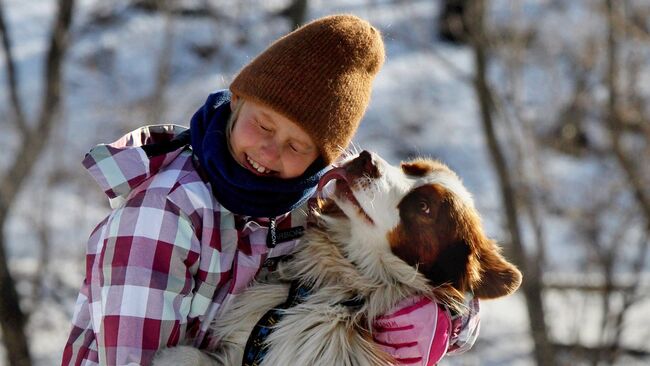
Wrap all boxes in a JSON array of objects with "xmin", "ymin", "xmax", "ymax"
[
  {"xmin": 289, "ymin": 142, "xmax": 312, "ymax": 155},
  {"xmin": 257, "ymin": 121, "xmax": 273, "ymax": 133},
  {"xmin": 289, "ymin": 143, "xmax": 302, "ymax": 153}
]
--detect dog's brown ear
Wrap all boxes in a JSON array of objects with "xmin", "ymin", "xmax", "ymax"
[{"xmin": 472, "ymin": 240, "xmax": 522, "ymax": 299}]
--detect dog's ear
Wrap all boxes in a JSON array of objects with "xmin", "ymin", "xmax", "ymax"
[
  {"xmin": 472, "ymin": 239, "xmax": 522, "ymax": 299},
  {"xmin": 422, "ymin": 240, "xmax": 471, "ymax": 291}
]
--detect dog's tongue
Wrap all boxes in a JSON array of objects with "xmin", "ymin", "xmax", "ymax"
[{"xmin": 317, "ymin": 167, "xmax": 348, "ymax": 193}]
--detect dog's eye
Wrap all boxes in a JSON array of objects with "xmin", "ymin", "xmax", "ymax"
[{"xmin": 419, "ymin": 201, "xmax": 430, "ymax": 215}]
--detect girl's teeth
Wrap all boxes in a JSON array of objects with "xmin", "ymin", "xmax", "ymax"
[{"xmin": 247, "ymin": 156, "xmax": 270, "ymax": 174}]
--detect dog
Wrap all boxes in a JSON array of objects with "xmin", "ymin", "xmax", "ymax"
[{"xmin": 153, "ymin": 150, "xmax": 522, "ymax": 365}]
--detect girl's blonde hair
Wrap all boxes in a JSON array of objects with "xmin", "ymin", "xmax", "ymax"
[{"xmin": 226, "ymin": 99, "xmax": 244, "ymax": 156}]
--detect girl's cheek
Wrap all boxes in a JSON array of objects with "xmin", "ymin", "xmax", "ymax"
[
  {"xmin": 286, "ymin": 155, "xmax": 310, "ymax": 177},
  {"xmin": 237, "ymin": 120, "xmax": 260, "ymax": 145}
]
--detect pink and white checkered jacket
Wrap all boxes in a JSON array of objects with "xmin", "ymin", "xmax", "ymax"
[{"xmin": 62, "ymin": 124, "xmax": 479, "ymax": 366}]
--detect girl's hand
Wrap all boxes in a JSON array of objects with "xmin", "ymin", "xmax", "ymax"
[{"xmin": 372, "ymin": 295, "xmax": 480, "ymax": 365}]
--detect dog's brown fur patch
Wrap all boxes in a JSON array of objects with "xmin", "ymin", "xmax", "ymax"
[
  {"xmin": 388, "ymin": 182, "xmax": 521, "ymax": 304},
  {"xmin": 401, "ymin": 160, "xmax": 434, "ymax": 176}
]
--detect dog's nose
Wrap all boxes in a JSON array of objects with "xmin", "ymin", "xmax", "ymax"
[
  {"xmin": 346, "ymin": 150, "xmax": 380, "ymax": 178},
  {"xmin": 358, "ymin": 150, "xmax": 373, "ymax": 169}
]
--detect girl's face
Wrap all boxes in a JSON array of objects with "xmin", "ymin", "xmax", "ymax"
[{"xmin": 229, "ymin": 97, "xmax": 320, "ymax": 179}]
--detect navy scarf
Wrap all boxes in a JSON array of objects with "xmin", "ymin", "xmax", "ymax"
[{"xmin": 189, "ymin": 90, "xmax": 327, "ymax": 217}]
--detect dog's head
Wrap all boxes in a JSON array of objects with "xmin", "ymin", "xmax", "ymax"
[{"xmin": 318, "ymin": 151, "xmax": 522, "ymax": 301}]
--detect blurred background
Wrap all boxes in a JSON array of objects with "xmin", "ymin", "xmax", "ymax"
[{"xmin": 1, "ymin": 0, "xmax": 649, "ymax": 365}]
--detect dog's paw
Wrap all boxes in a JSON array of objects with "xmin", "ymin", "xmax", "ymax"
[{"xmin": 151, "ymin": 346, "xmax": 216, "ymax": 366}]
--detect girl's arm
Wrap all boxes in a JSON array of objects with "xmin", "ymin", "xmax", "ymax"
[{"xmin": 63, "ymin": 196, "xmax": 221, "ymax": 366}]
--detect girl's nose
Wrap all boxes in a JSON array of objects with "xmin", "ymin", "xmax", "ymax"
[{"xmin": 259, "ymin": 139, "xmax": 280, "ymax": 161}]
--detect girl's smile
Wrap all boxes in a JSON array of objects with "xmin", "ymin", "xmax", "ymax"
[{"xmin": 245, "ymin": 154, "xmax": 273, "ymax": 175}]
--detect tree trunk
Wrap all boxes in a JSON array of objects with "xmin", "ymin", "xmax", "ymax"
[
  {"xmin": 0, "ymin": 210, "xmax": 30, "ymax": 366},
  {"xmin": 0, "ymin": 0, "xmax": 75, "ymax": 364},
  {"xmin": 438, "ymin": 0, "xmax": 468, "ymax": 44},
  {"xmin": 279, "ymin": 0, "xmax": 308, "ymax": 30},
  {"xmin": 147, "ymin": 0, "xmax": 174, "ymax": 123},
  {"xmin": 603, "ymin": 2, "xmax": 650, "ymax": 362},
  {"xmin": 468, "ymin": 1, "xmax": 556, "ymax": 365}
]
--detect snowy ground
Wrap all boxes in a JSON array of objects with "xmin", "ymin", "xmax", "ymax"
[{"xmin": 1, "ymin": 0, "xmax": 649, "ymax": 365}]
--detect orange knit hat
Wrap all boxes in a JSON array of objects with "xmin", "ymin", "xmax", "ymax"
[{"xmin": 230, "ymin": 14, "xmax": 385, "ymax": 164}]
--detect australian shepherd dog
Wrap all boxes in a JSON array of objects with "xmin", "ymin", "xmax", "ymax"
[{"xmin": 154, "ymin": 151, "xmax": 522, "ymax": 365}]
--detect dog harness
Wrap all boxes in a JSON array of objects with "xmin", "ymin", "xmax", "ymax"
[
  {"xmin": 241, "ymin": 281, "xmax": 310, "ymax": 366},
  {"xmin": 241, "ymin": 281, "xmax": 364, "ymax": 366}
]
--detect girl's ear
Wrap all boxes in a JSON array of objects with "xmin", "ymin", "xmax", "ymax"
[{"xmin": 231, "ymin": 94, "xmax": 239, "ymax": 110}]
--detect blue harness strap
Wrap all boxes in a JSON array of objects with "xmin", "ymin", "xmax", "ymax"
[
  {"xmin": 241, "ymin": 282, "xmax": 366, "ymax": 365},
  {"xmin": 242, "ymin": 281, "xmax": 311, "ymax": 365}
]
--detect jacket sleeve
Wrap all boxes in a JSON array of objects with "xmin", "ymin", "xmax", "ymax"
[
  {"xmin": 446, "ymin": 296, "xmax": 481, "ymax": 355},
  {"xmin": 62, "ymin": 278, "xmax": 96, "ymax": 365},
  {"xmin": 88, "ymin": 196, "xmax": 216, "ymax": 365}
]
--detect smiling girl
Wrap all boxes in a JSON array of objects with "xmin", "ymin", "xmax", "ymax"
[
  {"xmin": 227, "ymin": 96, "xmax": 319, "ymax": 179},
  {"xmin": 62, "ymin": 14, "xmax": 479, "ymax": 366}
]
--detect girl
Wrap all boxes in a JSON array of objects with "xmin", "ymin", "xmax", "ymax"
[{"xmin": 62, "ymin": 14, "xmax": 479, "ymax": 366}]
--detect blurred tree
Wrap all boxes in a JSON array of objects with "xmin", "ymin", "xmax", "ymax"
[
  {"xmin": 601, "ymin": 1, "xmax": 650, "ymax": 360},
  {"xmin": 467, "ymin": 0, "xmax": 557, "ymax": 365},
  {"xmin": 278, "ymin": 0, "xmax": 308, "ymax": 30},
  {"xmin": 439, "ymin": 0, "xmax": 468, "ymax": 44},
  {"xmin": 147, "ymin": 0, "xmax": 175, "ymax": 124},
  {"xmin": 0, "ymin": 0, "xmax": 75, "ymax": 365},
  {"xmin": 468, "ymin": 0, "xmax": 650, "ymax": 363}
]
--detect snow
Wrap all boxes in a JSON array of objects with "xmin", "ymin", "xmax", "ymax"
[{"xmin": 0, "ymin": 0, "xmax": 648, "ymax": 365}]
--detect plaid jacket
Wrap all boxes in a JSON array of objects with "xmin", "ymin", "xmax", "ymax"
[
  {"xmin": 61, "ymin": 124, "xmax": 479, "ymax": 366},
  {"xmin": 61, "ymin": 125, "xmax": 305, "ymax": 365}
]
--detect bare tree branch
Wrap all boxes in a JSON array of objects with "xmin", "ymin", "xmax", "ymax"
[
  {"xmin": 147, "ymin": 0, "xmax": 174, "ymax": 124},
  {"xmin": 0, "ymin": 0, "xmax": 74, "ymax": 211},
  {"xmin": 605, "ymin": 0, "xmax": 650, "ymax": 226},
  {"xmin": 0, "ymin": 1, "xmax": 75, "ymax": 365},
  {"xmin": 467, "ymin": 1, "xmax": 556, "ymax": 364},
  {"xmin": 277, "ymin": 0, "xmax": 308, "ymax": 30},
  {"xmin": 0, "ymin": 0, "xmax": 28, "ymax": 136},
  {"xmin": 607, "ymin": 235, "xmax": 650, "ymax": 363}
]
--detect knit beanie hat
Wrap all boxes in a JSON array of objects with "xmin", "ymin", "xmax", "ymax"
[{"xmin": 230, "ymin": 14, "xmax": 385, "ymax": 164}]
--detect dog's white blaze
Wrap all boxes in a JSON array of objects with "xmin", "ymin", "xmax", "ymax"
[
  {"xmin": 422, "ymin": 171, "xmax": 475, "ymax": 209},
  {"xmin": 365, "ymin": 160, "xmax": 410, "ymax": 227},
  {"xmin": 341, "ymin": 159, "xmax": 409, "ymax": 241}
]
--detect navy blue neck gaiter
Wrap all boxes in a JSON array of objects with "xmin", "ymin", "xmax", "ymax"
[{"xmin": 189, "ymin": 90, "xmax": 327, "ymax": 217}]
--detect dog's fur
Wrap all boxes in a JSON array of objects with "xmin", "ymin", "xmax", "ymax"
[{"xmin": 153, "ymin": 151, "xmax": 522, "ymax": 366}]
